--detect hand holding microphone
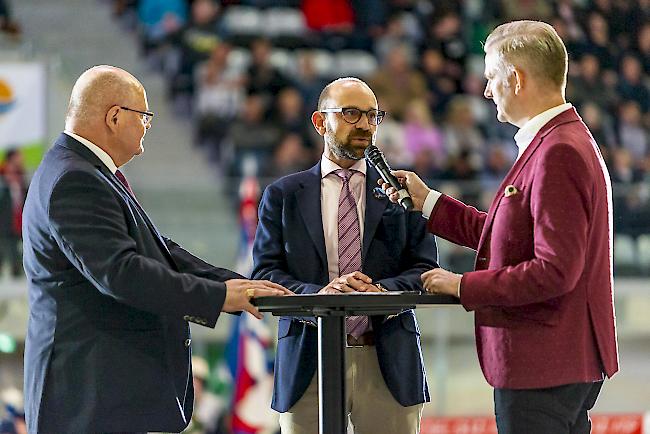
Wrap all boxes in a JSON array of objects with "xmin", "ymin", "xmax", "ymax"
[
  {"xmin": 364, "ymin": 145, "xmax": 431, "ymax": 211},
  {"xmin": 364, "ymin": 145, "xmax": 415, "ymax": 210}
]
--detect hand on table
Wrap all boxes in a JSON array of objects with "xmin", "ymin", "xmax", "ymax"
[
  {"xmin": 223, "ymin": 279, "xmax": 292, "ymax": 319},
  {"xmin": 421, "ymin": 268, "xmax": 462, "ymax": 298},
  {"xmin": 319, "ymin": 272, "xmax": 383, "ymax": 294}
]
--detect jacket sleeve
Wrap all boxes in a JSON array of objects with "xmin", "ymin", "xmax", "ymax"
[
  {"xmin": 251, "ymin": 183, "xmax": 321, "ymax": 295},
  {"xmin": 461, "ymin": 142, "xmax": 593, "ymax": 310},
  {"xmin": 428, "ymin": 194, "xmax": 487, "ymax": 251},
  {"xmin": 48, "ymin": 170, "xmax": 225, "ymax": 327},
  {"xmin": 164, "ymin": 237, "xmax": 244, "ymax": 281}
]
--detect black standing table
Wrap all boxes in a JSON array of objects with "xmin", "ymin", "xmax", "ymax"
[{"xmin": 253, "ymin": 292, "xmax": 459, "ymax": 434}]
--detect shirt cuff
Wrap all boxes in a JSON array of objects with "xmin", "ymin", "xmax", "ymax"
[
  {"xmin": 422, "ymin": 190, "xmax": 442, "ymax": 219},
  {"xmin": 457, "ymin": 278, "xmax": 462, "ymax": 298}
]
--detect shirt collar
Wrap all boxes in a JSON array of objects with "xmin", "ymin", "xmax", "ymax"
[
  {"xmin": 320, "ymin": 154, "xmax": 367, "ymax": 178},
  {"xmin": 513, "ymin": 103, "xmax": 573, "ymax": 155},
  {"xmin": 64, "ymin": 130, "xmax": 118, "ymax": 174}
]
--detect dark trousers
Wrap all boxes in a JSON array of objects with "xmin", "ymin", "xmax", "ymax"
[{"xmin": 494, "ymin": 381, "xmax": 603, "ymax": 434}]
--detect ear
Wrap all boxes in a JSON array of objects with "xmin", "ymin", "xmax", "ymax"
[
  {"xmin": 512, "ymin": 67, "xmax": 524, "ymax": 95},
  {"xmin": 311, "ymin": 111, "xmax": 326, "ymax": 137},
  {"xmin": 105, "ymin": 105, "xmax": 120, "ymax": 133}
]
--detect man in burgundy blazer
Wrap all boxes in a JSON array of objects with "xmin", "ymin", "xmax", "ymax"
[{"xmin": 383, "ymin": 21, "xmax": 619, "ymax": 434}]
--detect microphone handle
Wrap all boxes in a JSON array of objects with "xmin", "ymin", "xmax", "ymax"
[{"xmin": 377, "ymin": 163, "xmax": 414, "ymax": 211}]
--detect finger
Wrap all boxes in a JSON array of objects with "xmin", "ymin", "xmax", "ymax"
[
  {"xmin": 244, "ymin": 303, "xmax": 263, "ymax": 320},
  {"xmin": 391, "ymin": 170, "xmax": 410, "ymax": 179},
  {"xmin": 339, "ymin": 283, "xmax": 355, "ymax": 293},
  {"xmin": 260, "ymin": 280, "xmax": 288, "ymax": 291},
  {"xmin": 366, "ymin": 285, "xmax": 382, "ymax": 292},
  {"xmin": 253, "ymin": 288, "xmax": 288, "ymax": 297},
  {"xmin": 352, "ymin": 272, "xmax": 372, "ymax": 283}
]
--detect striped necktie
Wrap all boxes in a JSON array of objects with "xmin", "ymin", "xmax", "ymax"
[{"xmin": 335, "ymin": 169, "xmax": 369, "ymax": 338}]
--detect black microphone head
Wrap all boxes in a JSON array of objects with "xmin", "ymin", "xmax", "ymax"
[{"xmin": 364, "ymin": 145, "xmax": 389, "ymax": 169}]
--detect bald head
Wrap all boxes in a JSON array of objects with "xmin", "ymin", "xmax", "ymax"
[
  {"xmin": 65, "ymin": 65, "xmax": 144, "ymax": 129},
  {"xmin": 317, "ymin": 77, "xmax": 376, "ymax": 111}
]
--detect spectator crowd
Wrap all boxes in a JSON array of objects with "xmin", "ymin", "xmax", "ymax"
[{"xmin": 109, "ymin": 0, "xmax": 649, "ymax": 274}]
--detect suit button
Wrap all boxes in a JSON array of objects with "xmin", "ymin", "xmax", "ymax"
[
  {"xmin": 185, "ymin": 339, "xmax": 192, "ymax": 347},
  {"xmin": 478, "ymin": 257, "xmax": 487, "ymax": 262}
]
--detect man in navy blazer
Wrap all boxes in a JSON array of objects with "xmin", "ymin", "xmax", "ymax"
[
  {"xmin": 252, "ymin": 78, "xmax": 437, "ymax": 433},
  {"xmin": 22, "ymin": 65, "xmax": 288, "ymax": 433}
]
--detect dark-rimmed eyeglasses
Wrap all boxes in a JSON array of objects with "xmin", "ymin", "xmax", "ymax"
[
  {"xmin": 120, "ymin": 106, "xmax": 155, "ymax": 125},
  {"xmin": 320, "ymin": 107, "xmax": 386, "ymax": 126}
]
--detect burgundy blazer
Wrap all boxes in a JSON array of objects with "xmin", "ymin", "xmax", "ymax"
[{"xmin": 428, "ymin": 108, "xmax": 619, "ymax": 389}]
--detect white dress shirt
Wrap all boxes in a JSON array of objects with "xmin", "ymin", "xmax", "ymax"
[
  {"xmin": 321, "ymin": 156, "xmax": 367, "ymax": 282},
  {"xmin": 64, "ymin": 130, "xmax": 118, "ymax": 174}
]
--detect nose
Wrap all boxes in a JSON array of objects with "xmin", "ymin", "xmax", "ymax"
[
  {"xmin": 356, "ymin": 112, "xmax": 371, "ymax": 130},
  {"xmin": 484, "ymin": 82, "xmax": 492, "ymax": 99}
]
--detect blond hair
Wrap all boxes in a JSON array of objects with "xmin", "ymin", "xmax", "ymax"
[{"xmin": 484, "ymin": 20, "xmax": 568, "ymax": 89}]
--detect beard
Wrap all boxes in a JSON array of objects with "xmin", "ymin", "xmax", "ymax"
[{"xmin": 325, "ymin": 129, "xmax": 374, "ymax": 161}]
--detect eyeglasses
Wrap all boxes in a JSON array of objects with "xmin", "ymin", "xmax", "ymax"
[
  {"xmin": 320, "ymin": 107, "xmax": 386, "ymax": 126},
  {"xmin": 120, "ymin": 106, "xmax": 155, "ymax": 125}
]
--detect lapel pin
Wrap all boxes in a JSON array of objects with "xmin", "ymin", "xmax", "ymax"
[
  {"xmin": 504, "ymin": 185, "xmax": 519, "ymax": 197},
  {"xmin": 372, "ymin": 187, "xmax": 386, "ymax": 199}
]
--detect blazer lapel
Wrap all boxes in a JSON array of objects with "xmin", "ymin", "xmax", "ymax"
[
  {"xmin": 296, "ymin": 163, "xmax": 328, "ymax": 267},
  {"xmin": 362, "ymin": 167, "xmax": 389, "ymax": 261},
  {"xmin": 478, "ymin": 108, "xmax": 581, "ymax": 248}
]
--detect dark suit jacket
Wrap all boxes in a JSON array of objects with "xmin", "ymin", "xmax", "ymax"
[
  {"xmin": 22, "ymin": 133, "xmax": 242, "ymax": 433},
  {"xmin": 252, "ymin": 162, "xmax": 438, "ymax": 412},
  {"xmin": 428, "ymin": 108, "xmax": 619, "ymax": 389}
]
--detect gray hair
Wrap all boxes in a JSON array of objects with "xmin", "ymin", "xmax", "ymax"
[{"xmin": 484, "ymin": 20, "xmax": 568, "ymax": 89}]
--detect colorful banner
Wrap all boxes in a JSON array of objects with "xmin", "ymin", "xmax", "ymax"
[
  {"xmin": 421, "ymin": 414, "xmax": 649, "ymax": 434},
  {"xmin": 0, "ymin": 62, "xmax": 47, "ymax": 152}
]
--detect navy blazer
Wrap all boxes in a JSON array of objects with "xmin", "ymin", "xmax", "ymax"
[
  {"xmin": 22, "ymin": 134, "xmax": 242, "ymax": 433},
  {"xmin": 252, "ymin": 162, "xmax": 438, "ymax": 412}
]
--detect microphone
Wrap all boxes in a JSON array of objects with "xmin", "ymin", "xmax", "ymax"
[{"xmin": 364, "ymin": 145, "xmax": 414, "ymax": 211}]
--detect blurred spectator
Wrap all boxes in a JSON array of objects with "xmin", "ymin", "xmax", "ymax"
[
  {"xmin": 617, "ymin": 101, "xmax": 649, "ymax": 166},
  {"xmin": 424, "ymin": 11, "xmax": 467, "ymax": 87},
  {"xmin": 499, "ymin": 0, "xmax": 552, "ymax": 21},
  {"xmin": 244, "ymin": 38, "xmax": 291, "ymax": 110},
  {"xmin": 375, "ymin": 106, "xmax": 411, "ymax": 168},
  {"xmin": 138, "ymin": 0, "xmax": 187, "ymax": 54},
  {"xmin": 617, "ymin": 54, "xmax": 650, "ymax": 113},
  {"xmin": 225, "ymin": 94, "xmax": 282, "ymax": 176},
  {"xmin": 443, "ymin": 96, "xmax": 484, "ymax": 165},
  {"xmin": 566, "ymin": 54, "xmax": 616, "ymax": 111},
  {"xmin": 369, "ymin": 43, "xmax": 427, "ymax": 121},
  {"xmin": 293, "ymin": 51, "xmax": 327, "ymax": 116},
  {"xmin": 0, "ymin": 149, "xmax": 26, "ymax": 278},
  {"xmin": 580, "ymin": 102, "xmax": 617, "ymax": 164},
  {"xmin": 0, "ymin": 0, "xmax": 20, "ymax": 38},
  {"xmin": 419, "ymin": 48, "xmax": 457, "ymax": 116},
  {"xmin": 610, "ymin": 148, "xmax": 650, "ymax": 247},
  {"xmin": 634, "ymin": 23, "xmax": 650, "ymax": 74},
  {"xmin": 373, "ymin": 13, "xmax": 417, "ymax": 64},
  {"xmin": 270, "ymin": 133, "xmax": 312, "ymax": 177},
  {"xmin": 169, "ymin": 0, "xmax": 224, "ymax": 101},
  {"xmin": 195, "ymin": 42, "xmax": 245, "ymax": 156},
  {"xmin": 273, "ymin": 87, "xmax": 310, "ymax": 143},
  {"xmin": 581, "ymin": 12, "xmax": 616, "ymax": 72},
  {"xmin": 402, "ymin": 99, "xmax": 445, "ymax": 171}
]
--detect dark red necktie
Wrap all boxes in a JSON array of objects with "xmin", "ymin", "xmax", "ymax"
[{"xmin": 115, "ymin": 169, "xmax": 136, "ymax": 198}]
